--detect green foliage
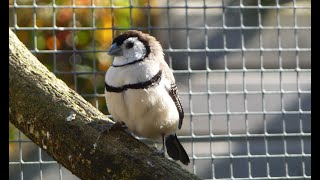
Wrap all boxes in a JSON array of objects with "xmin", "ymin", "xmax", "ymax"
[{"xmin": 9, "ymin": 122, "xmax": 18, "ymax": 140}]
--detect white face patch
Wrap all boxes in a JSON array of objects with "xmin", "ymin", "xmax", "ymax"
[
  {"xmin": 112, "ymin": 37, "xmax": 147, "ymax": 66},
  {"xmin": 123, "ymin": 37, "xmax": 146, "ymax": 60}
]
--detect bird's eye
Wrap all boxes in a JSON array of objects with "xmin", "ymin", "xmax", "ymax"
[{"xmin": 125, "ymin": 42, "xmax": 134, "ymax": 49}]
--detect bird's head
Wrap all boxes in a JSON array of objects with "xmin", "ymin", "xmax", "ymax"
[{"xmin": 108, "ymin": 30, "xmax": 163, "ymax": 67}]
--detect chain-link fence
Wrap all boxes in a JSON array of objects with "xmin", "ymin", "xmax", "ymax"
[{"xmin": 9, "ymin": 0, "xmax": 311, "ymax": 179}]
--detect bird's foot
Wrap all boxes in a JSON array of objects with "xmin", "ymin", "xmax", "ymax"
[
  {"xmin": 100, "ymin": 121, "xmax": 127, "ymax": 135},
  {"xmin": 152, "ymin": 147, "xmax": 166, "ymax": 158},
  {"xmin": 93, "ymin": 121, "xmax": 128, "ymax": 151}
]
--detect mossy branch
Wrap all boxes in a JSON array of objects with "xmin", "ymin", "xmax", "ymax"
[{"xmin": 9, "ymin": 29, "xmax": 199, "ymax": 180}]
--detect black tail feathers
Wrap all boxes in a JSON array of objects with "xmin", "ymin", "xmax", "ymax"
[{"xmin": 165, "ymin": 134, "xmax": 190, "ymax": 165}]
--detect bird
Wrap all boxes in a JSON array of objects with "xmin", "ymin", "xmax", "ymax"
[{"xmin": 104, "ymin": 30, "xmax": 190, "ymax": 165}]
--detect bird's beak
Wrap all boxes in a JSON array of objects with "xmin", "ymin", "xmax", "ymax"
[{"xmin": 108, "ymin": 43, "xmax": 123, "ymax": 56}]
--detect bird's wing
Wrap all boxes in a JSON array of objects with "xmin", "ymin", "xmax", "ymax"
[
  {"xmin": 168, "ymin": 83, "xmax": 184, "ymax": 129},
  {"xmin": 160, "ymin": 62, "xmax": 184, "ymax": 129}
]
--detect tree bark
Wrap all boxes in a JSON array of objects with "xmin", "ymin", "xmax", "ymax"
[{"xmin": 9, "ymin": 29, "xmax": 199, "ymax": 180}]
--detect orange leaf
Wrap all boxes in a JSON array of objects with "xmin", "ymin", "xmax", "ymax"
[{"xmin": 47, "ymin": 36, "xmax": 61, "ymax": 50}]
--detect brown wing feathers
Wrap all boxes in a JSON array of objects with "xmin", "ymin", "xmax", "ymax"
[{"xmin": 168, "ymin": 83, "xmax": 184, "ymax": 129}]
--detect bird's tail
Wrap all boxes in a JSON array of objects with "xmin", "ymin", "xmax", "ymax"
[{"xmin": 165, "ymin": 134, "xmax": 190, "ymax": 165}]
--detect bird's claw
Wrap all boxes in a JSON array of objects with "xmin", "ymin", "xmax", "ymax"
[
  {"xmin": 152, "ymin": 149, "xmax": 166, "ymax": 158},
  {"xmin": 100, "ymin": 121, "xmax": 127, "ymax": 135}
]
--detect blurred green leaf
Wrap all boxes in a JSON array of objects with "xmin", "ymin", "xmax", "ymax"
[
  {"xmin": 75, "ymin": 31, "xmax": 91, "ymax": 47},
  {"xmin": 115, "ymin": 9, "xmax": 131, "ymax": 28},
  {"xmin": 9, "ymin": 122, "xmax": 18, "ymax": 140},
  {"xmin": 76, "ymin": 64, "xmax": 93, "ymax": 73},
  {"xmin": 36, "ymin": 35, "xmax": 46, "ymax": 50}
]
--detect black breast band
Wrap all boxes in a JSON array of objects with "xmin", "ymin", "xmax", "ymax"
[
  {"xmin": 105, "ymin": 70, "xmax": 162, "ymax": 93},
  {"xmin": 111, "ymin": 59, "xmax": 143, "ymax": 67}
]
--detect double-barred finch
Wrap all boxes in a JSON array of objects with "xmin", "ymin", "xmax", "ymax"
[{"xmin": 105, "ymin": 30, "xmax": 190, "ymax": 165}]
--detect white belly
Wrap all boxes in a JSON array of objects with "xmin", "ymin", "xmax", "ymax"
[{"xmin": 105, "ymin": 84, "xmax": 179, "ymax": 140}]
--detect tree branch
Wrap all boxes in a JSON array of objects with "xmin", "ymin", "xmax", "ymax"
[{"xmin": 9, "ymin": 29, "xmax": 199, "ymax": 180}]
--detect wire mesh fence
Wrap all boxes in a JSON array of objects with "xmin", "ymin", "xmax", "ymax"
[{"xmin": 9, "ymin": 0, "xmax": 311, "ymax": 179}]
